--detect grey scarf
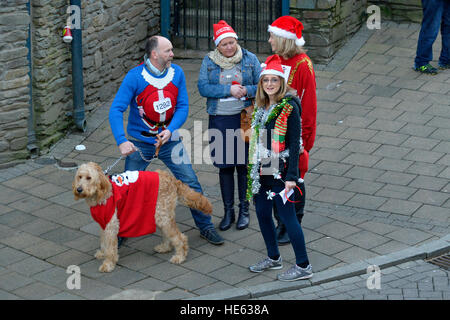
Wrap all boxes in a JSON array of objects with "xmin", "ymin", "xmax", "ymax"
[{"xmin": 208, "ymin": 44, "xmax": 243, "ymax": 69}]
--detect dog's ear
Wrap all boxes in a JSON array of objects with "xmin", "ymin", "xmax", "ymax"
[{"xmin": 96, "ymin": 168, "xmax": 112, "ymax": 203}]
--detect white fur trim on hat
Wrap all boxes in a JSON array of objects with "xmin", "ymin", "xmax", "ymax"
[
  {"xmin": 214, "ymin": 33, "xmax": 238, "ymax": 46},
  {"xmin": 268, "ymin": 24, "xmax": 305, "ymax": 47},
  {"xmin": 260, "ymin": 69, "xmax": 285, "ymax": 79},
  {"xmin": 296, "ymin": 37, "xmax": 305, "ymax": 46}
]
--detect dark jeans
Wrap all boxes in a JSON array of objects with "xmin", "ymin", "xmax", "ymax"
[
  {"xmin": 414, "ymin": 0, "xmax": 450, "ymax": 68},
  {"xmin": 254, "ymin": 184, "xmax": 309, "ymax": 265}
]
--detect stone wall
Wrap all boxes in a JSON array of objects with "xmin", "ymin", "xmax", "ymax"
[
  {"xmin": 290, "ymin": 0, "xmax": 368, "ymax": 64},
  {"xmin": 368, "ymin": 0, "xmax": 422, "ymax": 23},
  {"xmin": 0, "ymin": 0, "xmax": 31, "ymax": 168},
  {"xmin": 32, "ymin": 0, "xmax": 160, "ymax": 150},
  {"xmin": 0, "ymin": 0, "xmax": 160, "ymax": 168}
]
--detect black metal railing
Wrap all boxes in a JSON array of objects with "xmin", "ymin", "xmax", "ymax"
[{"xmin": 172, "ymin": 0, "xmax": 282, "ymax": 53}]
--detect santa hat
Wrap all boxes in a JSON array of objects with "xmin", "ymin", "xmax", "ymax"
[
  {"xmin": 268, "ymin": 16, "xmax": 305, "ymax": 47},
  {"xmin": 213, "ymin": 20, "xmax": 238, "ymax": 46},
  {"xmin": 260, "ymin": 55, "xmax": 285, "ymax": 79}
]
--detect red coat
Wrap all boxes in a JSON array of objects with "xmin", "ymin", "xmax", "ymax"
[
  {"xmin": 90, "ymin": 171, "xmax": 159, "ymax": 238},
  {"xmin": 280, "ymin": 53, "xmax": 317, "ymax": 153}
]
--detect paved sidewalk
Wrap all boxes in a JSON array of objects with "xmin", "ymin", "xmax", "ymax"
[
  {"xmin": 0, "ymin": 21, "xmax": 449, "ymax": 300},
  {"xmin": 252, "ymin": 258, "xmax": 450, "ymax": 300}
]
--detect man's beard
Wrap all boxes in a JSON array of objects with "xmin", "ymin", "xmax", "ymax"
[{"xmin": 159, "ymin": 58, "xmax": 172, "ymax": 69}]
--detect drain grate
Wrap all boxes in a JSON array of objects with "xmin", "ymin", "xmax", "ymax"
[
  {"xmin": 55, "ymin": 158, "xmax": 78, "ymax": 169},
  {"xmin": 427, "ymin": 253, "xmax": 450, "ymax": 270}
]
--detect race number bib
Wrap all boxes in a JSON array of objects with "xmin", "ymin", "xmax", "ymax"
[{"xmin": 153, "ymin": 97, "xmax": 172, "ymax": 113}]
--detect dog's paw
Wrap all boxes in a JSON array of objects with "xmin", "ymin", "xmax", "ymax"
[
  {"xmin": 154, "ymin": 243, "xmax": 172, "ymax": 253},
  {"xmin": 95, "ymin": 250, "xmax": 105, "ymax": 260},
  {"xmin": 169, "ymin": 255, "xmax": 186, "ymax": 264},
  {"xmin": 99, "ymin": 260, "xmax": 115, "ymax": 272}
]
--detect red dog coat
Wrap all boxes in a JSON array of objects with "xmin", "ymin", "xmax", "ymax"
[{"xmin": 90, "ymin": 171, "xmax": 159, "ymax": 238}]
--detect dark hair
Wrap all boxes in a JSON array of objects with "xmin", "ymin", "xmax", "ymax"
[{"xmin": 145, "ymin": 36, "xmax": 159, "ymax": 56}]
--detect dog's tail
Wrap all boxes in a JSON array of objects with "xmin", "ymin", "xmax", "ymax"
[{"xmin": 175, "ymin": 180, "xmax": 213, "ymax": 215}]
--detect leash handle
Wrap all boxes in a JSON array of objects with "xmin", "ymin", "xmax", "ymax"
[
  {"xmin": 136, "ymin": 135, "xmax": 163, "ymax": 162},
  {"xmin": 154, "ymin": 135, "xmax": 163, "ymax": 158}
]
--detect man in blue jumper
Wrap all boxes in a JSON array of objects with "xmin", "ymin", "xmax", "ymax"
[{"xmin": 109, "ymin": 35, "xmax": 224, "ymax": 246}]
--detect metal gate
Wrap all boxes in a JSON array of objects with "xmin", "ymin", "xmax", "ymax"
[{"xmin": 171, "ymin": 0, "xmax": 283, "ymax": 53}]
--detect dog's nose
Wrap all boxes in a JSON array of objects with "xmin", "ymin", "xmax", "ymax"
[{"xmin": 76, "ymin": 187, "xmax": 83, "ymax": 193}]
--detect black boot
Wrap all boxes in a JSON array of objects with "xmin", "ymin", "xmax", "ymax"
[
  {"xmin": 219, "ymin": 167, "xmax": 235, "ymax": 231},
  {"xmin": 236, "ymin": 201, "xmax": 249, "ymax": 230},
  {"xmin": 236, "ymin": 166, "xmax": 249, "ymax": 230},
  {"xmin": 219, "ymin": 205, "xmax": 235, "ymax": 231}
]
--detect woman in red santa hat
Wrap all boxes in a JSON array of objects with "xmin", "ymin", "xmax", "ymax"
[
  {"xmin": 247, "ymin": 55, "xmax": 312, "ymax": 281},
  {"xmin": 267, "ymin": 15, "xmax": 318, "ymax": 245},
  {"xmin": 198, "ymin": 20, "xmax": 261, "ymax": 231}
]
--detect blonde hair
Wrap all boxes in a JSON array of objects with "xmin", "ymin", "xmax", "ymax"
[
  {"xmin": 255, "ymin": 75, "xmax": 287, "ymax": 108},
  {"xmin": 270, "ymin": 33, "xmax": 306, "ymax": 59}
]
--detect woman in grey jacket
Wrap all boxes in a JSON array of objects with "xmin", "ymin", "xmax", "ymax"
[{"xmin": 198, "ymin": 20, "xmax": 261, "ymax": 231}]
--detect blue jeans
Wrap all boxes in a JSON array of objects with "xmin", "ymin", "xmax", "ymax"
[
  {"xmin": 125, "ymin": 139, "xmax": 214, "ymax": 232},
  {"xmin": 415, "ymin": 0, "xmax": 450, "ymax": 68},
  {"xmin": 253, "ymin": 184, "xmax": 309, "ymax": 265}
]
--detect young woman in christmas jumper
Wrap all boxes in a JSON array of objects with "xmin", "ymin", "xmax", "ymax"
[
  {"xmin": 267, "ymin": 16, "xmax": 318, "ymax": 245},
  {"xmin": 247, "ymin": 55, "xmax": 312, "ymax": 281},
  {"xmin": 198, "ymin": 21, "xmax": 261, "ymax": 231}
]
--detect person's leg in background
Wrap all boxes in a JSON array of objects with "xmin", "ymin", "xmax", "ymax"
[
  {"xmin": 438, "ymin": 0, "xmax": 450, "ymax": 69},
  {"xmin": 414, "ymin": 0, "xmax": 445, "ymax": 74}
]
